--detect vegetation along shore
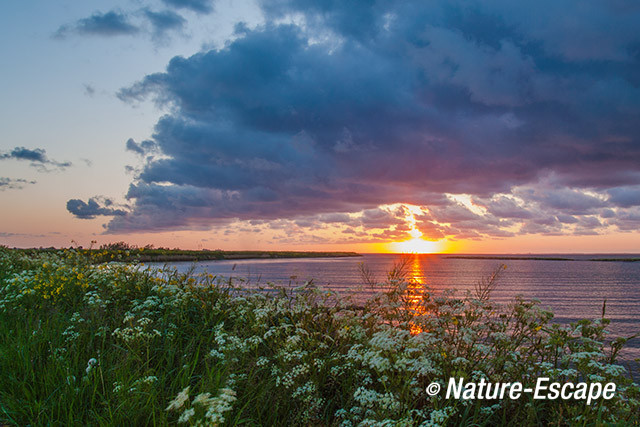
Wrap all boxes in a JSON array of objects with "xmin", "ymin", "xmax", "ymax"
[
  {"xmin": 8, "ymin": 242, "xmax": 361, "ymax": 264},
  {"xmin": 0, "ymin": 246, "xmax": 638, "ymax": 425}
]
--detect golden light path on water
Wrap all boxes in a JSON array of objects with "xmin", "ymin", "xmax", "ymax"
[{"xmin": 406, "ymin": 255, "xmax": 428, "ymax": 335}]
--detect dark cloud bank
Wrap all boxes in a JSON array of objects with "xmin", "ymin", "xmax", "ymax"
[{"xmin": 71, "ymin": 0, "xmax": 640, "ymax": 240}]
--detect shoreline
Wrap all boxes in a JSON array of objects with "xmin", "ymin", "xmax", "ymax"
[
  {"xmin": 134, "ymin": 251, "xmax": 363, "ymax": 263},
  {"xmin": 10, "ymin": 247, "xmax": 362, "ymax": 263}
]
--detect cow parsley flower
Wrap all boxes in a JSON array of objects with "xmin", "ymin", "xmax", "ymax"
[
  {"xmin": 177, "ymin": 408, "xmax": 195, "ymax": 424},
  {"xmin": 166, "ymin": 386, "xmax": 190, "ymax": 411}
]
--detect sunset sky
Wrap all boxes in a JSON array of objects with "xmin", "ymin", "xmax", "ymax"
[{"xmin": 1, "ymin": 0, "xmax": 639, "ymax": 253}]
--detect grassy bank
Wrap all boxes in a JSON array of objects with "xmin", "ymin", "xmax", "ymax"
[
  {"xmin": 11, "ymin": 246, "xmax": 361, "ymax": 264},
  {"xmin": 0, "ymin": 247, "xmax": 638, "ymax": 425}
]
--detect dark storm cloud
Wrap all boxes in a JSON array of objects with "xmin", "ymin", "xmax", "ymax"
[
  {"xmin": 55, "ymin": 11, "xmax": 139, "ymax": 38},
  {"xmin": 519, "ymin": 187, "xmax": 608, "ymax": 215},
  {"xmin": 92, "ymin": 0, "xmax": 640, "ymax": 236},
  {"xmin": 318, "ymin": 213, "xmax": 353, "ymax": 224},
  {"xmin": 1, "ymin": 147, "xmax": 72, "ymax": 171},
  {"xmin": 556, "ymin": 214, "xmax": 579, "ymax": 224},
  {"xmin": 161, "ymin": 0, "xmax": 214, "ymax": 14},
  {"xmin": 359, "ymin": 207, "xmax": 407, "ymax": 229},
  {"xmin": 66, "ymin": 197, "xmax": 127, "ymax": 219},
  {"xmin": 607, "ymin": 185, "xmax": 640, "ymax": 208}
]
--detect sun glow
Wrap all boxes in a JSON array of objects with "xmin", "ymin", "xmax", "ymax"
[
  {"xmin": 384, "ymin": 204, "xmax": 444, "ymax": 253},
  {"xmin": 390, "ymin": 237, "xmax": 441, "ymax": 253}
]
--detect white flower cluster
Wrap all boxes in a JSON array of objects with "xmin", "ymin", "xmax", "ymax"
[
  {"xmin": 61, "ymin": 312, "xmax": 86, "ymax": 344},
  {"xmin": 208, "ymin": 323, "xmax": 263, "ymax": 362},
  {"xmin": 166, "ymin": 386, "xmax": 237, "ymax": 426},
  {"xmin": 112, "ymin": 322, "xmax": 161, "ymax": 343},
  {"xmin": 83, "ymin": 290, "xmax": 109, "ymax": 309}
]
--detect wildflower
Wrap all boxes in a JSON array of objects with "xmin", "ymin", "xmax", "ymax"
[
  {"xmin": 178, "ymin": 408, "xmax": 195, "ymax": 423},
  {"xmin": 129, "ymin": 375, "xmax": 159, "ymax": 391},
  {"xmin": 192, "ymin": 392, "xmax": 212, "ymax": 406},
  {"xmin": 256, "ymin": 356, "xmax": 270, "ymax": 367},
  {"xmin": 85, "ymin": 357, "xmax": 98, "ymax": 374},
  {"xmin": 203, "ymin": 388, "xmax": 237, "ymax": 424},
  {"xmin": 166, "ymin": 386, "xmax": 190, "ymax": 411}
]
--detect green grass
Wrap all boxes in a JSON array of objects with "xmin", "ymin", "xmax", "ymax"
[
  {"xmin": 0, "ymin": 247, "xmax": 638, "ymax": 425},
  {"xmin": 11, "ymin": 243, "xmax": 361, "ymax": 263}
]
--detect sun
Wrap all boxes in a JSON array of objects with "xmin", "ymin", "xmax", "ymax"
[
  {"xmin": 381, "ymin": 204, "xmax": 444, "ymax": 253},
  {"xmin": 390, "ymin": 237, "xmax": 441, "ymax": 254}
]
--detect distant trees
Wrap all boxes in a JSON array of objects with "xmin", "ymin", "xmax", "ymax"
[
  {"xmin": 99, "ymin": 241, "xmax": 135, "ymax": 251},
  {"xmin": 99, "ymin": 242, "xmax": 156, "ymax": 251}
]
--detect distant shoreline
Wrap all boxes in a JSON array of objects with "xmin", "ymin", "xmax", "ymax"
[
  {"xmin": 7, "ymin": 247, "xmax": 639, "ymax": 263},
  {"xmin": 135, "ymin": 251, "xmax": 363, "ymax": 263},
  {"xmin": 10, "ymin": 247, "xmax": 362, "ymax": 263}
]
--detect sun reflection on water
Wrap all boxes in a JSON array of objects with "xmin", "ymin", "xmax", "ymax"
[{"xmin": 404, "ymin": 255, "xmax": 428, "ymax": 335}]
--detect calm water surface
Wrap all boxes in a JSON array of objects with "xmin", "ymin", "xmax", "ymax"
[{"xmin": 153, "ymin": 254, "xmax": 640, "ymax": 365}]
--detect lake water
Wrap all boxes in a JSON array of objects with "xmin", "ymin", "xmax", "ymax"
[{"xmin": 152, "ymin": 253, "xmax": 640, "ymax": 369}]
